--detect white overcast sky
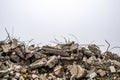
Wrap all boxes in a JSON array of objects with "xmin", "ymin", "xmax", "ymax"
[{"xmin": 0, "ymin": 0, "xmax": 120, "ymax": 54}]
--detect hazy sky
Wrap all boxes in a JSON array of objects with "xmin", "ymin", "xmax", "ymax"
[{"xmin": 0, "ymin": 0, "xmax": 120, "ymax": 54}]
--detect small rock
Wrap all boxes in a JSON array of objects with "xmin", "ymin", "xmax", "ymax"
[
  {"xmin": 82, "ymin": 56, "xmax": 87, "ymax": 62},
  {"xmin": 15, "ymin": 48, "xmax": 24, "ymax": 59},
  {"xmin": 9, "ymin": 71, "xmax": 14, "ymax": 76},
  {"xmin": 34, "ymin": 78, "xmax": 39, "ymax": 80},
  {"xmin": 28, "ymin": 45, "xmax": 35, "ymax": 51},
  {"xmin": 4, "ymin": 74, "xmax": 9, "ymax": 78},
  {"xmin": 31, "ymin": 70, "xmax": 38, "ymax": 74},
  {"xmin": 11, "ymin": 39, "xmax": 18, "ymax": 49},
  {"xmin": 109, "ymin": 60, "xmax": 120, "ymax": 67},
  {"xmin": 19, "ymin": 75, "xmax": 25, "ymax": 80},
  {"xmin": 97, "ymin": 69, "xmax": 106, "ymax": 77},
  {"xmin": 70, "ymin": 43, "xmax": 79, "ymax": 51},
  {"xmin": 20, "ymin": 66, "xmax": 27, "ymax": 73},
  {"xmin": 25, "ymin": 50, "xmax": 35, "ymax": 60},
  {"xmin": 11, "ymin": 78, "xmax": 17, "ymax": 80},
  {"xmin": 10, "ymin": 53, "xmax": 20, "ymax": 63},
  {"xmin": 89, "ymin": 72, "xmax": 97, "ymax": 79},
  {"xmin": 70, "ymin": 75, "xmax": 76, "ymax": 80},
  {"xmin": 56, "ymin": 78, "xmax": 63, "ymax": 80},
  {"xmin": 84, "ymin": 50, "xmax": 94, "ymax": 57},
  {"xmin": 117, "ymin": 69, "xmax": 120, "ymax": 73},
  {"xmin": 54, "ymin": 65, "xmax": 63, "ymax": 76},
  {"xmin": 14, "ymin": 65, "xmax": 22, "ymax": 72},
  {"xmin": 70, "ymin": 64, "xmax": 85, "ymax": 79},
  {"xmin": 32, "ymin": 74, "xmax": 38, "ymax": 79},
  {"xmin": 30, "ymin": 58, "xmax": 47, "ymax": 69},
  {"xmin": 1, "ymin": 44, "xmax": 10, "ymax": 52},
  {"xmin": 46, "ymin": 56, "xmax": 58, "ymax": 68},
  {"xmin": 34, "ymin": 52, "xmax": 46, "ymax": 59},
  {"xmin": 86, "ymin": 56, "xmax": 96, "ymax": 64},
  {"xmin": 39, "ymin": 74, "xmax": 47, "ymax": 80},
  {"xmin": 48, "ymin": 73, "xmax": 56, "ymax": 80},
  {"xmin": 15, "ymin": 72, "xmax": 21, "ymax": 79},
  {"xmin": 88, "ymin": 45, "xmax": 102, "ymax": 58},
  {"xmin": 88, "ymin": 45, "xmax": 101, "ymax": 54}
]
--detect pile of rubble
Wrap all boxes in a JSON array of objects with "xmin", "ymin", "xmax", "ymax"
[{"xmin": 0, "ymin": 38, "xmax": 120, "ymax": 80}]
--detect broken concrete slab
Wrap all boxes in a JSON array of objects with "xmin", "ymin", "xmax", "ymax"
[
  {"xmin": 109, "ymin": 66, "xmax": 116, "ymax": 73},
  {"xmin": 54, "ymin": 65, "xmax": 63, "ymax": 76},
  {"xmin": 70, "ymin": 64, "xmax": 85, "ymax": 79},
  {"xmin": 46, "ymin": 56, "xmax": 58, "ymax": 68},
  {"xmin": 29, "ymin": 58, "xmax": 47, "ymax": 69},
  {"xmin": 97, "ymin": 69, "xmax": 106, "ymax": 77},
  {"xmin": 1, "ymin": 44, "xmax": 10, "ymax": 52}
]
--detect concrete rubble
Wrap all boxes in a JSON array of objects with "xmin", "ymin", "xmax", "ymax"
[{"xmin": 0, "ymin": 38, "xmax": 120, "ymax": 80}]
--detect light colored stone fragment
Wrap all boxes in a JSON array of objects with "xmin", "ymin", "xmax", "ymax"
[
  {"xmin": 46, "ymin": 56, "xmax": 58, "ymax": 68},
  {"xmin": 32, "ymin": 74, "xmax": 38, "ymax": 79},
  {"xmin": 109, "ymin": 60, "xmax": 120, "ymax": 67},
  {"xmin": 30, "ymin": 58, "xmax": 47, "ymax": 69},
  {"xmin": 109, "ymin": 66, "xmax": 116, "ymax": 73},
  {"xmin": 15, "ymin": 72, "xmax": 21, "ymax": 79},
  {"xmin": 70, "ymin": 64, "xmax": 85, "ymax": 78},
  {"xmin": 39, "ymin": 74, "xmax": 47, "ymax": 80},
  {"xmin": 86, "ymin": 57, "xmax": 94, "ymax": 64},
  {"xmin": 54, "ymin": 65, "xmax": 63, "ymax": 76},
  {"xmin": 89, "ymin": 72, "xmax": 97, "ymax": 79},
  {"xmin": 11, "ymin": 39, "xmax": 18, "ymax": 49},
  {"xmin": 82, "ymin": 56, "xmax": 87, "ymax": 62},
  {"xmin": 1, "ymin": 44, "xmax": 10, "ymax": 52},
  {"xmin": 97, "ymin": 69, "xmax": 106, "ymax": 77}
]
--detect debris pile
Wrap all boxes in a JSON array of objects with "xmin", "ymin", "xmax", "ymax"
[{"xmin": 0, "ymin": 38, "xmax": 120, "ymax": 80}]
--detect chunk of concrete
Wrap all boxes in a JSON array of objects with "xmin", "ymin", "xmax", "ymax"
[
  {"xmin": 89, "ymin": 72, "xmax": 97, "ymax": 79},
  {"xmin": 97, "ymin": 69, "xmax": 106, "ymax": 77},
  {"xmin": 54, "ymin": 65, "xmax": 63, "ymax": 76},
  {"xmin": 70, "ymin": 64, "xmax": 85, "ymax": 79},
  {"xmin": 1, "ymin": 44, "xmax": 10, "ymax": 52},
  {"xmin": 46, "ymin": 56, "xmax": 58, "ymax": 68},
  {"xmin": 30, "ymin": 58, "xmax": 47, "ymax": 69},
  {"xmin": 109, "ymin": 66, "xmax": 116, "ymax": 73}
]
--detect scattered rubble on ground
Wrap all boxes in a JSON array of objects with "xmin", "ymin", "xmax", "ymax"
[{"xmin": 0, "ymin": 38, "xmax": 120, "ymax": 80}]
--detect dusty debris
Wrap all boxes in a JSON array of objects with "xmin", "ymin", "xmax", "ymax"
[{"xmin": 0, "ymin": 37, "xmax": 120, "ymax": 80}]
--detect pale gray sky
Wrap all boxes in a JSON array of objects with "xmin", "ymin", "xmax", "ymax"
[{"xmin": 0, "ymin": 0, "xmax": 120, "ymax": 54}]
